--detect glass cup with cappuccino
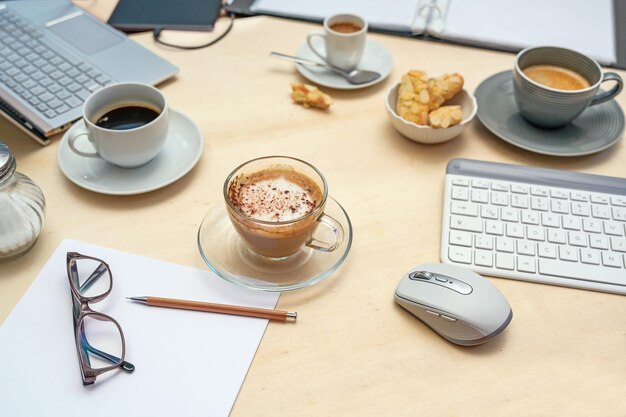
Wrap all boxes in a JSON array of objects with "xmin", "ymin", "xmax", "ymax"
[
  {"xmin": 513, "ymin": 46, "xmax": 623, "ymax": 128},
  {"xmin": 68, "ymin": 82, "xmax": 169, "ymax": 168},
  {"xmin": 224, "ymin": 156, "xmax": 344, "ymax": 260}
]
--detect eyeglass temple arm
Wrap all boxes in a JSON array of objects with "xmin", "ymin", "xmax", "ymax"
[{"xmin": 80, "ymin": 334, "xmax": 135, "ymax": 372}]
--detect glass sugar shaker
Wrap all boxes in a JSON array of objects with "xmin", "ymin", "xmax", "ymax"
[{"xmin": 0, "ymin": 143, "xmax": 46, "ymax": 261}]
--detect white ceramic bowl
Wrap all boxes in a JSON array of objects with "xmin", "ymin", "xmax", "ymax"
[{"xmin": 385, "ymin": 84, "xmax": 478, "ymax": 144}]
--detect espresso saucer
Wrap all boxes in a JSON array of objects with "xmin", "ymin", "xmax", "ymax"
[
  {"xmin": 475, "ymin": 71, "xmax": 624, "ymax": 156},
  {"xmin": 197, "ymin": 197, "xmax": 353, "ymax": 291},
  {"xmin": 57, "ymin": 110, "xmax": 203, "ymax": 195},
  {"xmin": 294, "ymin": 38, "xmax": 393, "ymax": 90}
]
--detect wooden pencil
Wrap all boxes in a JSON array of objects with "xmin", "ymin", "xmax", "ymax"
[{"xmin": 127, "ymin": 296, "xmax": 297, "ymax": 321}]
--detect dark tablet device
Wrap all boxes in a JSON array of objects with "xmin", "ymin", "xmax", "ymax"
[{"xmin": 109, "ymin": 0, "xmax": 222, "ymax": 32}]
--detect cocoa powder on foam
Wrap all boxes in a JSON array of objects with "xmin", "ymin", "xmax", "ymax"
[{"xmin": 227, "ymin": 166, "xmax": 323, "ymax": 222}]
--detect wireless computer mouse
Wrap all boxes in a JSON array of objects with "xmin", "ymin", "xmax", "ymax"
[{"xmin": 394, "ymin": 263, "xmax": 512, "ymax": 346}]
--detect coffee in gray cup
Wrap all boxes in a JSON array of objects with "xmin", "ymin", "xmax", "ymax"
[{"xmin": 513, "ymin": 46, "xmax": 623, "ymax": 128}]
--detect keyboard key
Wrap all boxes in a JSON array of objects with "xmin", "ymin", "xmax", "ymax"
[
  {"xmin": 538, "ymin": 243, "xmax": 557, "ymax": 259},
  {"xmin": 474, "ymin": 250, "xmax": 493, "ymax": 267},
  {"xmin": 604, "ymin": 221, "xmax": 624, "ymax": 236},
  {"xmin": 57, "ymin": 90, "xmax": 71, "ymax": 100},
  {"xmin": 541, "ymin": 213, "xmax": 560, "ymax": 228},
  {"xmin": 475, "ymin": 235, "xmax": 493, "ymax": 250},
  {"xmin": 591, "ymin": 205, "xmax": 610, "ymax": 219},
  {"xmin": 589, "ymin": 235, "xmax": 609, "ymax": 250},
  {"xmin": 570, "ymin": 191, "xmax": 589, "ymax": 202},
  {"xmin": 450, "ymin": 215, "xmax": 482, "ymax": 233},
  {"xmin": 55, "ymin": 104, "xmax": 70, "ymax": 115},
  {"xmin": 590, "ymin": 194, "xmax": 609, "ymax": 204},
  {"xmin": 501, "ymin": 208, "xmax": 519, "ymax": 222},
  {"xmin": 517, "ymin": 256, "xmax": 536, "ymax": 273},
  {"xmin": 485, "ymin": 221, "xmax": 503, "ymax": 235},
  {"xmin": 511, "ymin": 194, "xmax": 529, "ymax": 209},
  {"xmin": 481, "ymin": 205, "xmax": 498, "ymax": 219},
  {"xmin": 517, "ymin": 240, "xmax": 536, "ymax": 256},
  {"xmin": 558, "ymin": 246, "xmax": 578, "ymax": 262},
  {"xmin": 527, "ymin": 226, "xmax": 545, "ymax": 241},
  {"xmin": 452, "ymin": 177, "xmax": 469, "ymax": 187},
  {"xmin": 551, "ymin": 199, "xmax": 569, "ymax": 214},
  {"xmin": 506, "ymin": 223, "xmax": 524, "ymax": 239},
  {"xmin": 550, "ymin": 189, "xmax": 568, "ymax": 199},
  {"xmin": 539, "ymin": 259, "xmax": 625, "ymax": 286},
  {"xmin": 471, "ymin": 189, "xmax": 489, "ymax": 203},
  {"xmin": 521, "ymin": 210, "xmax": 539, "ymax": 225},
  {"xmin": 613, "ymin": 207, "xmax": 626, "ymax": 221},
  {"xmin": 531, "ymin": 186, "xmax": 549, "ymax": 197},
  {"xmin": 448, "ymin": 247, "xmax": 472, "ymax": 264},
  {"xmin": 451, "ymin": 186, "xmax": 469, "ymax": 201},
  {"xmin": 449, "ymin": 231, "xmax": 472, "ymax": 247},
  {"xmin": 562, "ymin": 216, "xmax": 581, "ymax": 231},
  {"xmin": 491, "ymin": 192, "xmax": 508, "ymax": 206},
  {"xmin": 568, "ymin": 231, "xmax": 588, "ymax": 247},
  {"xmin": 611, "ymin": 196, "xmax": 626, "ymax": 207},
  {"xmin": 496, "ymin": 253, "xmax": 515, "ymax": 270},
  {"xmin": 64, "ymin": 96, "xmax": 82, "ymax": 108},
  {"xmin": 611, "ymin": 237, "xmax": 626, "ymax": 253},
  {"xmin": 571, "ymin": 202, "xmax": 590, "ymax": 217},
  {"xmin": 580, "ymin": 249, "xmax": 600, "ymax": 265},
  {"xmin": 75, "ymin": 89, "xmax": 92, "ymax": 100},
  {"xmin": 602, "ymin": 252, "xmax": 623, "ymax": 268},
  {"xmin": 450, "ymin": 201, "xmax": 479, "ymax": 217},
  {"xmin": 531, "ymin": 196, "xmax": 549, "ymax": 211},
  {"xmin": 471, "ymin": 179, "xmax": 489, "ymax": 189},
  {"xmin": 582, "ymin": 218, "xmax": 602, "ymax": 234},
  {"xmin": 496, "ymin": 237, "xmax": 515, "ymax": 253},
  {"xmin": 39, "ymin": 92, "xmax": 54, "ymax": 102},
  {"xmin": 491, "ymin": 182, "xmax": 508, "ymax": 191},
  {"xmin": 511, "ymin": 184, "xmax": 528, "ymax": 194}
]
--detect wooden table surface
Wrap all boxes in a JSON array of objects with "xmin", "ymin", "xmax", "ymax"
[{"xmin": 1, "ymin": 3, "xmax": 625, "ymax": 416}]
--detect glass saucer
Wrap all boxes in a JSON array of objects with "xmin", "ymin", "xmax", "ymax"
[{"xmin": 197, "ymin": 196, "xmax": 353, "ymax": 291}]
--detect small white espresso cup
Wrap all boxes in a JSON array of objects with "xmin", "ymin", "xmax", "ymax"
[
  {"xmin": 68, "ymin": 83, "xmax": 169, "ymax": 168},
  {"xmin": 306, "ymin": 13, "xmax": 367, "ymax": 71}
]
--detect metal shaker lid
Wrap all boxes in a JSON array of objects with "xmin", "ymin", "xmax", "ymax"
[{"xmin": 0, "ymin": 142, "xmax": 16, "ymax": 179}]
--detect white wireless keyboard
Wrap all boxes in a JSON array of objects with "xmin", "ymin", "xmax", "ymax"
[{"xmin": 441, "ymin": 159, "xmax": 626, "ymax": 295}]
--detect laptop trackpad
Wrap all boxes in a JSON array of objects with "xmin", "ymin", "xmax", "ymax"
[{"xmin": 47, "ymin": 13, "xmax": 123, "ymax": 55}]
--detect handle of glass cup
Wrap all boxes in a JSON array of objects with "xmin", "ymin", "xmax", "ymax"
[
  {"xmin": 590, "ymin": 72, "xmax": 623, "ymax": 106},
  {"xmin": 306, "ymin": 213, "xmax": 344, "ymax": 252},
  {"xmin": 68, "ymin": 127, "xmax": 99, "ymax": 158},
  {"xmin": 306, "ymin": 32, "xmax": 328, "ymax": 62}
]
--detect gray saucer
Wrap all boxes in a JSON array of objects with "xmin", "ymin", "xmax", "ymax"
[{"xmin": 475, "ymin": 71, "xmax": 625, "ymax": 156}]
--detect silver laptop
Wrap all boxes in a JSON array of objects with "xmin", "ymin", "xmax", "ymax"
[{"xmin": 0, "ymin": 1, "xmax": 178, "ymax": 145}]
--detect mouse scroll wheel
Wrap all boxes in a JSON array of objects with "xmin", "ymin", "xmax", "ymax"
[{"xmin": 409, "ymin": 271, "xmax": 434, "ymax": 280}]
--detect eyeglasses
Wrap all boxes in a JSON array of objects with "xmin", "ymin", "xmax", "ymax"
[{"xmin": 67, "ymin": 252, "xmax": 135, "ymax": 385}]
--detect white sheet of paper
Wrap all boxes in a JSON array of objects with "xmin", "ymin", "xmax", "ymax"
[
  {"xmin": 251, "ymin": 0, "xmax": 423, "ymax": 33},
  {"xmin": 0, "ymin": 239, "xmax": 279, "ymax": 417},
  {"xmin": 440, "ymin": 0, "xmax": 616, "ymax": 64},
  {"xmin": 252, "ymin": 0, "xmax": 616, "ymax": 64}
]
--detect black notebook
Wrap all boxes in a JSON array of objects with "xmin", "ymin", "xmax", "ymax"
[{"xmin": 109, "ymin": 0, "xmax": 222, "ymax": 32}]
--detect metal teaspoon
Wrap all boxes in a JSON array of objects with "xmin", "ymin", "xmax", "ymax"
[{"xmin": 270, "ymin": 51, "xmax": 381, "ymax": 85}]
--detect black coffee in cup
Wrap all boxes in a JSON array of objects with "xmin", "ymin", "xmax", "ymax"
[{"xmin": 94, "ymin": 103, "xmax": 160, "ymax": 130}]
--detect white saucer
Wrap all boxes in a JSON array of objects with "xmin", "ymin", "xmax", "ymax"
[
  {"xmin": 295, "ymin": 38, "xmax": 393, "ymax": 90},
  {"xmin": 58, "ymin": 110, "xmax": 203, "ymax": 195}
]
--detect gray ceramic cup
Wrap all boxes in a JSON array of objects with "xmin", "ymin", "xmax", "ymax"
[{"xmin": 513, "ymin": 46, "xmax": 623, "ymax": 128}]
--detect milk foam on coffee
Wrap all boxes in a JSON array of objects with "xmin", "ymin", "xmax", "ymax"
[{"xmin": 228, "ymin": 167, "xmax": 322, "ymax": 222}]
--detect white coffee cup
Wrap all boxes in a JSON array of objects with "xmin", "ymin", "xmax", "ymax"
[
  {"xmin": 68, "ymin": 83, "xmax": 169, "ymax": 168},
  {"xmin": 306, "ymin": 13, "xmax": 367, "ymax": 71}
]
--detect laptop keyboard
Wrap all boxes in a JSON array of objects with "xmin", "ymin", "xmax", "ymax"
[
  {"xmin": 0, "ymin": 6, "xmax": 112, "ymax": 120},
  {"xmin": 441, "ymin": 159, "xmax": 626, "ymax": 295}
]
